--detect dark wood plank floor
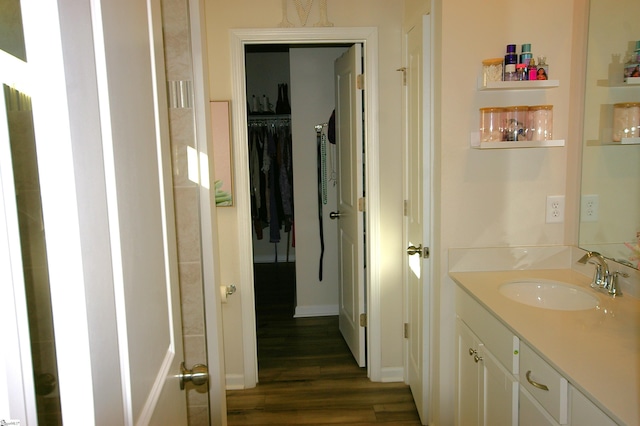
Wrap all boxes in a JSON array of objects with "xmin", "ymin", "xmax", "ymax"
[{"xmin": 226, "ymin": 262, "xmax": 421, "ymax": 425}]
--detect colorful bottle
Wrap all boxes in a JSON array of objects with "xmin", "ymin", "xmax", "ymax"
[
  {"xmin": 520, "ymin": 44, "xmax": 533, "ymax": 66},
  {"xmin": 536, "ymin": 56, "xmax": 548, "ymax": 80},
  {"xmin": 504, "ymin": 44, "xmax": 518, "ymax": 81},
  {"xmin": 528, "ymin": 58, "xmax": 537, "ymax": 81}
]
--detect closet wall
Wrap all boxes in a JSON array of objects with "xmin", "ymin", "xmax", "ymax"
[{"xmin": 245, "ymin": 46, "xmax": 347, "ymax": 317}]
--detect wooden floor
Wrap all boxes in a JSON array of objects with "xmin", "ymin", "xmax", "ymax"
[{"xmin": 226, "ymin": 262, "xmax": 422, "ymax": 425}]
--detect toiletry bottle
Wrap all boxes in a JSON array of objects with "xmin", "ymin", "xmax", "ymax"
[
  {"xmin": 536, "ymin": 56, "xmax": 548, "ymax": 80},
  {"xmin": 528, "ymin": 58, "xmax": 537, "ymax": 81},
  {"xmin": 624, "ymin": 41, "xmax": 640, "ymax": 82},
  {"xmin": 520, "ymin": 43, "xmax": 533, "ymax": 66},
  {"xmin": 504, "ymin": 44, "xmax": 518, "ymax": 81}
]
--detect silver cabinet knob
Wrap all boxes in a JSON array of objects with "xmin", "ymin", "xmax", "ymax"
[{"xmin": 179, "ymin": 362, "xmax": 208, "ymax": 390}]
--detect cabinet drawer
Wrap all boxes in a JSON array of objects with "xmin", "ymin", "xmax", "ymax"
[
  {"xmin": 519, "ymin": 386, "xmax": 561, "ymax": 426},
  {"xmin": 456, "ymin": 287, "xmax": 519, "ymax": 374},
  {"xmin": 569, "ymin": 385, "xmax": 618, "ymax": 426},
  {"xmin": 520, "ymin": 341, "xmax": 568, "ymax": 424}
]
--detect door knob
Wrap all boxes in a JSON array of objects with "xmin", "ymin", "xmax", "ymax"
[
  {"xmin": 179, "ymin": 362, "xmax": 208, "ymax": 390},
  {"xmin": 329, "ymin": 211, "xmax": 341, "ymax": 219},
  {"xmin": 406, "ymin": 244, "xmax": 423, "ymax": 256}
]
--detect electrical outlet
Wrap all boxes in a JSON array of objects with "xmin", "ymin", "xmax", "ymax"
[
  {"xmin": 546, "ymin": 195, "xmax": 565, "ymax": 223},
  {"xmin": 581, "ymin": 194, "xmax": 599, "ymax": 222}
]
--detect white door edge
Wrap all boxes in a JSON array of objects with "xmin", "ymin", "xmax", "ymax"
[
  {"xmin": 228, "ymin": 26, "xmax": 382, "ymax": 385},
  {"xmin": 188, "ymin": 0, "xmax": 228, "ymax": 424}
]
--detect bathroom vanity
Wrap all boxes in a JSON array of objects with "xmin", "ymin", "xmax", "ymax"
[{"xmin": 450, "ymin": 247, "xmax": 640, "ymax": 426}]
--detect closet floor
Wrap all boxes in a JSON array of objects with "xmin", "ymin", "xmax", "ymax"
[{"xmin": 226, "ymin": 262, "xmax": 421, "ymax": 425}]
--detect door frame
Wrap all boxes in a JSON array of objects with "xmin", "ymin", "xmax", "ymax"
[{"xmin": 229, "ymin": 27, "xmax": 382, "ymax": 386}]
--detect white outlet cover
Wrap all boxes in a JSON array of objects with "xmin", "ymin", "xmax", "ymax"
[
  {"xmin": 581, "ymin": 194, "xmax": 599, "ymax": 222},
  {"xmin": 546, "ymin": 195, "xmax": 565, "ymax": 223}
]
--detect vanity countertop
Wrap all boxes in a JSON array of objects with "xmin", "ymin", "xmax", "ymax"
[{"xmin": 450, "ymin": 268, "xmax": 640, "ymax": 425}]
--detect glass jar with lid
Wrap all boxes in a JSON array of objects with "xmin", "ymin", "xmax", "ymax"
[
  {"xmin": 612, "ymin": 102, "xmax": 640, "ymax": 142},
  {"xmin": 479, "ymin": 107, "xmax": 505, "ymax": 142},
  {"xmin": 503, "ymin": 106, "xmax": 528, "ymax": 141},
  {"xmin": 527, "ymin": 105, "xmax": 553, "ymax": 141},
  {"xmin": 482, "ymin": 58, "xmax": 503, "ymax": 86}
]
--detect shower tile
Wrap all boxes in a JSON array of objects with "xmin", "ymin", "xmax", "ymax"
[{"xmin": 179, "ymin": 261, "xmax": 205, "ymax": 335}]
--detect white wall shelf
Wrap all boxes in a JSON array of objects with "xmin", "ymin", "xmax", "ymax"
[
  {"xmin": 478, "ymin": 79, "xmax": 560, "ymax": 90},
  {"xmin": 597, "ymin": 77, "xmax": 640, "ymax": 87},
  {"xmin": 470, "ymin": 132, "xmax": 565, "ymax": 149},
  {"xmin": 590, "ymin": 137, "xmax": 640, "ymax": 146}
]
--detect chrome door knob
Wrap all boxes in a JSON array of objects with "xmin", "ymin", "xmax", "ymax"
[
  {"xmin": 179, "ymin": 362, "xmax": 208, "ymax": 390},
  {"xmin": 329, "ymin": 211, "xmax": 342, "ymax": 219}
]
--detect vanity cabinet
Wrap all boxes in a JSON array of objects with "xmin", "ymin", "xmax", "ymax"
[
  {"xmin": 455, "ymin": 287, "xmax": 621, "ymax": 426},
  {"xmin": 456, "ymin": 320, "xmax": 519, "ymax": 426},
  {"xmin": 456, "ymin": 289, "xmax": 519, "ymax": 426}
]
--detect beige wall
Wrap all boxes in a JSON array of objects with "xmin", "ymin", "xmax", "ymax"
[
  {"xmin": 435, "ymin": 0, "xmax": 582, "ymax": 423},
  {"xmin": 205, "ymin": 0, "xmax": 407, "ymax": 382}
]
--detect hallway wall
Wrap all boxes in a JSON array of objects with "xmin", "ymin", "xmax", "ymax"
[
  {"xmin": 289, "ymin": 46, "xmax": 346, "ymax": 316},
  {"xmin": 206, "ymin": 0, "xmax": 406, "ymax": 385}
]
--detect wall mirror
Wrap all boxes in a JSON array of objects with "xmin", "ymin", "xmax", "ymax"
[{"xmin": 579, "ymin": 0, "xmax": 640, "ymax": 269}]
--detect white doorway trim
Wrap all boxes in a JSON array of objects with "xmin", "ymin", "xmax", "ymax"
[{"xmin": 229, "ymin": 27, "xmax": 382, "ymax": 387}]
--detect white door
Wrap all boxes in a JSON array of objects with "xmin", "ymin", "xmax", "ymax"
[
  {"xmin": 334, "ymin": 44, "xmax": 366, "ymax": 367},
  {"xmin": 405, "ymin": 15, "xmax": 431, "ymax": 424},
  {"xmin": 0, "ymin": 0, "xmax": 192, "ymax": 423}
]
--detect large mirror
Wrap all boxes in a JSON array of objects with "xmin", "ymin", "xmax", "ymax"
[{"xmin": 579, "ymin": 0, "xmax": 640, "ymax": 269}]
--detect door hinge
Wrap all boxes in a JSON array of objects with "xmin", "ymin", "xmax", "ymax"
[
  {"xmin": 423, "ymin": 246, "xmax": 430, "ymax": 259},
  {"xmin": 359, "ymin": 313, "xmax": 367, "ymax": 327},
  {"xmin": 358, "ymin": 197, "xmax": 366, "ymax": 212},
  {"xmin": 356, "ymin": 74, "xmax": 365, "ymax": 90},
  {"xmin": 403, "ymin": 200, "xmax": 409, "ymax": 216},
  {"xmin": 397, "ymin": 67, "xmax": 407, "ymax": 86},
  {"xmin": 404, "ymin": 322, "xmax": 409, "ymax": 338}
]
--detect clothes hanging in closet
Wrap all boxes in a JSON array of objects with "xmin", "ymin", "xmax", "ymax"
[{"xmin": 248, "ymin": 117, "xmax": 294, "ymax": 245}]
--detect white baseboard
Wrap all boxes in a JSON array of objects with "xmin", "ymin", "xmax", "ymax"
[
  {"xmin": 225, "ymin": 374, "xmax": 245, "ymax": 390},
  {"xmin": 379, "ymin": 366, "xmax": 404, "ymax": 383},
  {"xmin": 294, "ymin": 304, "xmax": 339, "ymax": 318}
]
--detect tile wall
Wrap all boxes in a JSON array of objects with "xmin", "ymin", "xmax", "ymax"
[{"xmin": 161, "ymin": 0, "xmax": 210, "ymax": 424}]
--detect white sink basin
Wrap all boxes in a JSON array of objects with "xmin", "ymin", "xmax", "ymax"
[{"xmin": 499, "ymin": 279, "xmax": 599, "ymax": 311}]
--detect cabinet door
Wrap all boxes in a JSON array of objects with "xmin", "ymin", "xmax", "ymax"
[
  {"xmin": 456, "ymin": 320, "xmax": 481, "ymax": 426},
  {"xmin": 520, "ymin": 386, "xmax": 561, "ymax": 426},
  {"xmin": 481, "ymin": 347, "xmax": 518, "ymax": 426}
]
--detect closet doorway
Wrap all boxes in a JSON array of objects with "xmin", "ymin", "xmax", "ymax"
[
  {"xmin": 246, "ymin": 41, "xmax": 362, "ymax": 359},
  {"xmin": 245, "ymin": 43, "xmax": 347, "ymax": 307},
  {"xmin": 229, "ymin": 27, "xmax": 382, "ymax": 388}
]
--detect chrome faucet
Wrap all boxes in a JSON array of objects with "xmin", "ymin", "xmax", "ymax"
[{"xmin": 577, "ymin": 251, "xmax": 628, "ymax": 296}]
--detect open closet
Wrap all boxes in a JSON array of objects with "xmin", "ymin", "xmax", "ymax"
[{"xmin": 244, "ymin": 44, "xmax": 349, "ymax": 319}]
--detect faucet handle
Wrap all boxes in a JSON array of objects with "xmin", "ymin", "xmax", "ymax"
[
  {"xmin": 608, "ymin": 271, "xmax": 629, "ymax": 297},
  {"xmin": 589, "ymin": 263, "xmax": 605, "ymax": 288}
]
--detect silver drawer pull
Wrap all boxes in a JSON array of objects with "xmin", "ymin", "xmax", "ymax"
[{"xmin": 526, "ymin": 370, "xmax": 549, "ymax": 391}]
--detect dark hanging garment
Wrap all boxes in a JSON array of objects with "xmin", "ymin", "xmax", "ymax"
[{"xmin": 328, "ymin": 109, "xmax": 336, "ymax": 144}]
